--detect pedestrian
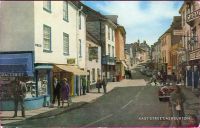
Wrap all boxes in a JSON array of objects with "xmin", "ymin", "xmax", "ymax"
[
  {"xmin": 102, "ymin": 76, "xmax": 107, "ymax": 94},
  {"xmin": 187, "ymin": 114, "xmax": 199, "ymax": 127},
  {"xmin": 12, "ymin": 77, "xmax": 27, "ymax": 118},
  {"xmin": 170, "ymin": 85, "xmax": 186, "ymax": 126},
  {"xmin": 96, "ymin": 76, "xmax": 101, "ymax": 93},
  {"xmin": 82, "ymin": 76, "xmax": 86, "ymax": 95},
  {"xmin": 51, "ymin": 77, "xmax": 61, "ymax": 107},
  {"xmin": 171, "ymin": 72, "xmax": 177, "ymax": 85},
  {"xmin": 61, "ymin": 78, "xmax": 70, "ymax": 107}
]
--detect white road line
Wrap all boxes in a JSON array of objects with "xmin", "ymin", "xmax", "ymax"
[
  {"xmin": 121, "ymin": 100, "xmax": 133, "ymax": 110},
  {"xmin": 82, "ymin": 114, "xmax": 113, "ymax": 127}
]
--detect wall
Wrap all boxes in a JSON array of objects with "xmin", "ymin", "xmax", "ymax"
[
  {"xmin": 34, "ymin": 1, "xmax": 78, "ymax": 64},
  {"xmin": 0, "ymin": 1, "xmax": 34, "ymax": 52}
]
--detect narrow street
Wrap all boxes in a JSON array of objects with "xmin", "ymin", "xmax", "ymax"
[{"xmin": 5, "ymin": 69, "xmax": 171, "ymax": 127}]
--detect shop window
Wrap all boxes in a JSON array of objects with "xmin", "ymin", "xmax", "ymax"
[
  {"xmin": 37, "ymin": 70, "xmax": 48, "ymax": 96},
  {"xmin": 26, "ymin": 79, "xmax": 36, "ymax": 98},
  {"xmin": 0, "ymin": 77, "xmax": 14, "ymax": 100}
]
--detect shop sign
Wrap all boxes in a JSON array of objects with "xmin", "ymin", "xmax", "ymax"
[
  {"xmin": 67, "ymin": 58, "xmax": 76, "ymax": 65},
  {"xmin": 190, "ymin": 50, "xmax": 200, "ymax": 60},
  {"xmin": 89, "ymin": 47, "xmax": 98, "ymax": 61},
  {"xmin": 173, "ymin": 30, "xmax": 183, "ymax": 36},
  {"xmin": 0, "ymin": 72, "xmax": 24, "ymax": 77},
  {"xmin": 187, "ymin": 9, "xmax": 200, "ymax": 23}
]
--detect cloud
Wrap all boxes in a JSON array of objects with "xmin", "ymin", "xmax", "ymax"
[{"xmin": 83, "ymin": 1, "xmax": 183, "ymax": 45}]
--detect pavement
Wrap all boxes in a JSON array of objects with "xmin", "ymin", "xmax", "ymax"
[{"xmin": 0, "ymin": 79, "xmax": 146, "ymax": 126}]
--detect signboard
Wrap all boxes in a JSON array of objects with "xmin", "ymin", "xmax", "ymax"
[
  {"xmin": 190, "ymin": 49, "xmax": 200, "ymax": 60},
  {"xmin": 173, "ymin": 30, "xmax": 183, "ymax": 36},
  {"xmin": 89, "ymin": 47, "xmax": 98, "ymax": 61},
  {"xmin": 187, "ymin": 9, "xmax": 200, "ymax": 23},
  {"xmin": 67, "ymin": 58, "xmax": 76, "ymax": 65}
]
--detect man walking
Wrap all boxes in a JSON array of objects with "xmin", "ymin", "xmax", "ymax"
[
  {"xmin": 13, "ymin": 77, "xmax": 27, "ymax": 118},
  {"xmin": 52, "ymin": 77, "xmax": 61, "ymax": 107}
]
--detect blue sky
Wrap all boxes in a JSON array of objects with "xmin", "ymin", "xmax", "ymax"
[{"xmin": 82, "ymin": 1, "xmax": 184, "ymax": 45}]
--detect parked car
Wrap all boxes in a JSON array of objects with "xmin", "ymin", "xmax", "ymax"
[{"xmin": 158, "ymin": 86, "xmax": 175, "ymax": 102}]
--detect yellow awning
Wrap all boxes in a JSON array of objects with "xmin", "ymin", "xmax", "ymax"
[{"xmin": 55, "ymin": 65, "xmax": 88, "ymax": 75}]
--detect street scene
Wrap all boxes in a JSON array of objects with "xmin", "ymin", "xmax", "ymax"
[{"xmin": 0, "ymin": 1, "xmax": 200, "ymax": 127}]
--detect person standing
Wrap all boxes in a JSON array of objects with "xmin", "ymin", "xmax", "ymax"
[
  {"xmin": 82, "ymin": 77, "xmax": 86, "ymax": 95},
  {"xmin": 170, "ymin": 85, "xmax": 186, "ymax": 126},
  {"xmin": 102, "ymin": 76, "xmax": 107, "ymax": 94},
  {"xmin": 96, "ymin": 76, "xmax": 101, "ymax": 93},
  {"xmin": 52, "ymin": 77, "xmax": 61, "ymax": 107},
  {"xmin": 61, "ymin": 78, "xmax": 70, "ymax": 107},
  {"xmin": 12, "ymin": 77, "xmax": 27, "ymax": 118}
]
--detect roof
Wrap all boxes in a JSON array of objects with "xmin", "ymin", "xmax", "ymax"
[
  {"xmin": 71, "ymin": 1, "xmax": 117, "ymax": 28},
  {"xmin": 86, "ymin": 31, "xmax": 100, "ymax": 46}
]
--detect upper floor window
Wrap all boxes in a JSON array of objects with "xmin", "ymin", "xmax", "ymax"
[
  {"xmin": 79, "ymin": 39, "xmax": 82, "ymax": 58},
  {"xmin": 112, "ymin": 46, "xmax": 114, "ymax": 57},
  {"xmin": 43, "ymin": 1, "xmax": 51, "ymax": 13},
  {"xmin": 63, "ymin": 1, "xmax": 68, "ymax": 21},
  {"xmin": 108, "ymin": 27, "xmax": 110, "ymax": 40},
  {"xmin": 112, "ymin": 30, "xmax": 114, "ymax": 41},
  {"xmin": 108, "ymin": 44, "xmax": 111, "ymax": 56},
  {"xmin": 43, "ymin": 25, "xmax": 51, "ymax": 52},
  {"xmin": 63, "ymin": 33, "xmax": 69, "ymax": 55},
  {"xmin": 79, "ymin": 12, "xmax": 81, "ymax": 29}
]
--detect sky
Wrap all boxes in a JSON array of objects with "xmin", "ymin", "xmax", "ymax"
[{"xmin": 82, "ymin": 1, "xmax": 184, "ymax": 45}]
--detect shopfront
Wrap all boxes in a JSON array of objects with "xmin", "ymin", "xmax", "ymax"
[
  {"xmin": 0, "ymin": 52, "xmax": 52, "ymax": 110},
  {"xmin": 53, "ymin": 65, "xmax": 88, "ymax": 96}
]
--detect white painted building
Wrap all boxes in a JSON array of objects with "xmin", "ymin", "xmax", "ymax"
[
  {"xmin": 86, "ymin": 32, "xmax": 101, "ymax": 88},
  {"xmin": 0, "ymin": 1, "xmax": 87, "ymax": 110}
]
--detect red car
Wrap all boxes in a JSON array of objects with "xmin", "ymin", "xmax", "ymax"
[{"xmin": 158, "ymin": 86, "xmax": 175, "ymax": 102}]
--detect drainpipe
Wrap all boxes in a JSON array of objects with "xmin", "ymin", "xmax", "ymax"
[{"xmin": 76, "ymin": 6, "xmax": 83, "ymax": 96}]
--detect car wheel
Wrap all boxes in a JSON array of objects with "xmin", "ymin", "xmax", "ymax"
[{"xmin": 159, "ymin": 98, "xmax": 162, "ymax": 101}]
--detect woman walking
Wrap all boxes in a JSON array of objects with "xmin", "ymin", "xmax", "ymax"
[{"xmin": 61, "ymin": 78, "xmax": 70, "ymax": 107}]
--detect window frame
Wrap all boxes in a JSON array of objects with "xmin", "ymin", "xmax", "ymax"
[
  {"xmin": 43, "ymin": 24, "xmax": 52, "ymax": 52},
  {"xmin": 63, "ymin": 1, "xmax": 69, "ymax": 22},
  {"xmin": 43, "ymin": 1, "xmax": 51, "ymax": 13},
  {"xmin": 63, "ymin": 32, "xmax": 69, "ymax": 55}
]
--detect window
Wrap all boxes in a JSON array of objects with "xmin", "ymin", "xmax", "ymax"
[
  {"xmin": 112, "ymin": 46, "xmax": 114, "ymax": 57},
  {"xmin": 79, "ymin": 12, "xmax": 81, "ymax": 29},
  {"xmin": 112, "ymin": 29, "xmax": 114, "ymax": 41},
  {"xmin": 108, "ymin": 44, "xmax": 111, "ymax": 56},
  {"xmin": 43, "ymin": 25, "xmax": 51, "ymax": 52},
  {"xmin": 79, "ymin": 39, "xmax": 82, "ymax": 57},
  {"xmin": 43, "ymin": 1, "xmax": 51, "ymax": 12},
  {"xmin": 92, "ymin": 68, "xmax": 95, "ymax": 82},
  {"xmin": 108, "ymin": 27, "xmax": 110, "ymax": 40},
  {"xmin": 63, "ymin": 1, "xmax": 68, "ymax": 21},
  {"xmin": 63, "ymin": 33, "xmax": 69, "ymax": 55}
]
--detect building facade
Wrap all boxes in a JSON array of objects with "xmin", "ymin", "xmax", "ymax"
[
  {"xmin": 86, "ymin": 32, "xmax": 101, "ymax": 89},
  {"xmin": 0, "ymin": 1, "xmax": 88, "ymax": 110}
]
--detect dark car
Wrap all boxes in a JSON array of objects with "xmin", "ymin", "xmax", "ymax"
[{"xmin": 158, "ymin": 86, "xmax": 175, "ymax": 102}]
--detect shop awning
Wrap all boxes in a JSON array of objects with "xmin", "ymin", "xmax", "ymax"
[
  {"xmin": 35, "ymin": 65, "xmax": 53, "ymax": 69},
  {"xmin": 55, "ymin": 65, "xmax": 88, "ymax": 75},
  {"xmin": 121, "ymin": 61, "xmax": 128, "ymax": 68},
  {"xmin": 0, "ymin": 53, "xmax": 33, "ymax": 76}
]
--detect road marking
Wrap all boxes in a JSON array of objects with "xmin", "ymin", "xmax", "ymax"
[
  {"xmin": 82, "ymin": 114, "xmax": 113, "ymax": 127},
  {"xmin": 121, "ymin": 100, "xmax": 133, "ymax": 110}
]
